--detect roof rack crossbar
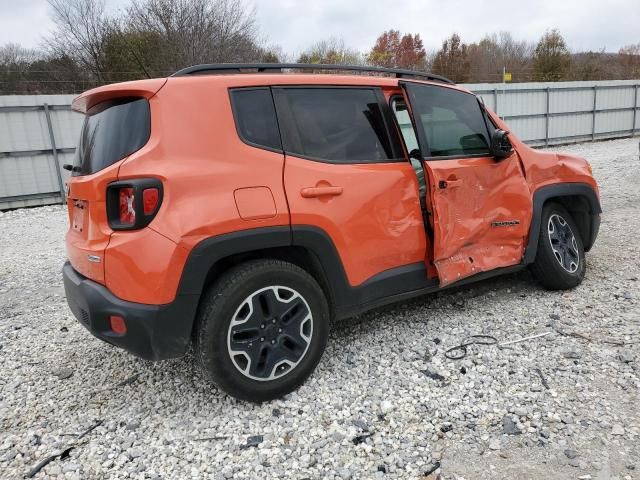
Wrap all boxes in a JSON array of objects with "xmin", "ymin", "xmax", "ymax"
[{"xmin": 171, "ymin": 63, "xmax": 455, "ymax": 84}]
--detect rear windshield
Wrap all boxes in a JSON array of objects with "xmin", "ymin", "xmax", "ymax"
[{"xmin": 72, "ymin": 97, "xmax": 150, "ymax": 176}]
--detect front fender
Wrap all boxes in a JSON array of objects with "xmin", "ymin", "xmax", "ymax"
[{"xmin": 523, "ymin": 183, "xmax": 602, "ymax": 264}]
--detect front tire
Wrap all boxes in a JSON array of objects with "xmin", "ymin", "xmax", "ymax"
[
  {"xmin": 195, "ymin": 260, "xmax": 330, "ymax": 402},
  {"xmin": 530, "ymin": 202, "xmax": 586, "ymax": 290}
]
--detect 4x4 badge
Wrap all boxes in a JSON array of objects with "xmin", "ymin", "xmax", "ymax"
[{"xmin": 492, "ymin": 220, "xmax": 520, "ymax": 227}]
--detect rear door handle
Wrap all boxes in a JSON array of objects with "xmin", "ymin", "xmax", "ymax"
[
  {"xmin": 300, "ymin": 186, "xmax": 343, "ymax": 198},
  {"xmin": 438, "ymin": 179, "xmax": 463, "ymax": 189}
]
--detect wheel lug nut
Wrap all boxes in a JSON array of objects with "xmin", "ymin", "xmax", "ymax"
[
  {"xmin": 278, "ymin": 328, "xmax": 282, "ymax": 333},
  {"xmin": 260, "ymin": 337, "xmax": 265, "ymax": 342},
  {"xmin": 272, "ymin": 319, "xmax": 276, "ymax": 323},
  {"xmin": 271, "ymin": 340, "xmax": 276, "ymax": 344},
  {"xmin": 261, "ymin": 324, "xmax": 265, "ymax": 329}
]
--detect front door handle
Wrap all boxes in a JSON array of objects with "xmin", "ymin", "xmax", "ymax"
[{"xmin": 300, "ymin": 186, "xmax": 343, "ymax": 198}]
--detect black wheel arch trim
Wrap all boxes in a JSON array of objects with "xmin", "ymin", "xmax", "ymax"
[
  {"xmin": 523, "ymin": 182, "xmax": 601, "ymax": 264},
  {"xmin": 178, "ymin": 226, "xmax": 292, "ymax": 296},
  {"xmin": 176, "ymin": 225, "xmax": 437, "ymax": 322}
]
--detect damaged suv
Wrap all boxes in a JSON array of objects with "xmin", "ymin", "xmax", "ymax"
[{"xmin": 62, "ymin": 64, "xmax": 601, "ymax": 401}]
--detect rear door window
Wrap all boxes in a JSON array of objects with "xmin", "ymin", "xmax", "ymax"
[
  {"xmin": 230, "ymin": 88, "xmax": 282, "ymax": 151},
  {"xmin": 73, "ymin": 97, "xmax": 150, "ymax": 176},
  {"xmin": 273, "ymin": 87, "xmax": 403, "ymax": 163}
]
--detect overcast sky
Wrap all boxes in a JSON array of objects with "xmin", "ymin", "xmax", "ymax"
[{"xmin": 1, "ymin": 0, "xmax": 638, "ymax": 54}]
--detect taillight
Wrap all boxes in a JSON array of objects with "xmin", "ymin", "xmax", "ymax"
[
  {"xmin": 142, "ymin": 187, "xmax": 159, "ymax": 215},
  {"xmin": 119, "ymin": 187, "xmax": 136, "ymax": 225},
  {"xmin": 106, "ymin": 179, "xmax": 163, "ymax": 230}
]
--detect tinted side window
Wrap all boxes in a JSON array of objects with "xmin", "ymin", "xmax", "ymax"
[
  {"xmin": 274, "ymin": 88, "xmax": 400, "ymax": 163},
  {"xmin": 73, "ymin": 97, "xmax": 150, "ymax": 176},
  {"xmin": 230, "ymin": 88, "xmax": 282, "ymax": 151},
  {"xmin": 405, "ymin": 84, "xmax": 490, "ymax": 158}
]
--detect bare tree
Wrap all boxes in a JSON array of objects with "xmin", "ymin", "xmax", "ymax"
[
  {"xmin": 46, "ymin": 0, "xmax": 112, "ymax": 81},
  {"xmin": 0, "ymin": 43, "xmax": 40, "ymax": 65},
  {"xmin": 467, "ymin": 32, "xmax": 534, "ymax": 82},
  {"xmin": 125, "ymin": 0, "xmax": 262, "ymax": 72},
  {"xmin": 618, "ymin": 43, "xmax": 640, "ymax": 79},
  {"xmin": 0, "ymin": 43, "xmax": 40, "ymax": 94}
]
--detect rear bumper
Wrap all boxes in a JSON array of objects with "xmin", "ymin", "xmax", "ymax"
[{"xmin": 62, "ymin": 261, "xmax": 198, "ymax": 361}]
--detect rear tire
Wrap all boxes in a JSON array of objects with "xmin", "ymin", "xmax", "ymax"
[
  {"xmin": 530, "ymin": 202, "xmax": 586, "ymax": 290},
  {"xmin": 195, "ymin": 259, "xmax": 329, "ymax": 402}
]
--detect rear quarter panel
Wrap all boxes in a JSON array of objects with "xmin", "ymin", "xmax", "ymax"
[
  {"xmin": 117, "ymin": 76, "xmax": 291, "ymax": 251},
  {"xmin": 109, "ymin": 77, "xmax": 290, "ymax": 303}
]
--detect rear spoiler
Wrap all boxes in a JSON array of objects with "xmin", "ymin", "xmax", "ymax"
[{"xmin": 71, "ymin": 78, "xmax": 168, "ymax": 114}]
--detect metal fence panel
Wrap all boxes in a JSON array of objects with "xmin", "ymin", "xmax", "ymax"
[
  {"xmin": 550, "ymin": 113, "xmax": 593, "ymax": 140},
  {"xmin": 0, "ymin": 80, "xmax": 639, "ymax": 210},
  {"xmin": 504, "ymin": 117, "xmax": 546, "ymax": 142},
  {"xmin": 50, "ymin": 109, "xmax": 84, "ymax": 148},
  {"xmin": 550, "ymin": 88, "xmax": 594, "ymax": 113},
  {"xmin": 596, "ymin": 86, "xmax": 635, "ymax": 110},
  {"xmin": 0, "ymin": 111, "xmax": 51, "ymax": 151},
  {"xmin": 595, "ymin": 109, "xmax": 634, "ymax": 134},
  {"xmin": 0, "ymin": 153, "xmax": 59, "ymax": 195},
  {"xmin": 505, "ymin": 90, "xmax": 547, "ymax": 117},
  {"xmin": 0, "ymin": 95, "xmax": 77, "ymax": 209}
]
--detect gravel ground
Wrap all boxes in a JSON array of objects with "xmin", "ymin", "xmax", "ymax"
[{"xmin": 1, "ymin": 137, "xmax": 639, "ymax": 480}]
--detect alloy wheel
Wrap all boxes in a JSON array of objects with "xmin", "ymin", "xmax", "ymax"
[
  {"xmin": 547, "ymin": 214, "xmax": 580, "ymax": 273},
  {"xmin": 227, "ymin": 286, "xmax": 313, "ymax": 381}
]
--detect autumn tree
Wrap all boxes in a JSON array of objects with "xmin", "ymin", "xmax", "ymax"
[
  {"xmin": 431, "ymin": 33, "xmax": 470, "ymax": 82},
  {"xmin": 533, "ymin": 29, "xmax": 571, "ymax": 81},
  {"xmin": 368, "ymin": 30, "xmax": 426, "ymax": 70}
]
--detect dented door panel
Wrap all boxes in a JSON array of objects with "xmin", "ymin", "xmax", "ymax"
[
  {"xmin": 425, "ymin": 154, "xmax": 532, "ymax": 286},
  {"xmin": 400, "ymin": 80, "xmax": 534, "ymax": 287}
]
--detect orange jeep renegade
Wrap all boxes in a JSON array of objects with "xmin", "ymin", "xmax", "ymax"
[{"xmin": 62, "ymin": 64, "xmax": 601, "ymax": 401}]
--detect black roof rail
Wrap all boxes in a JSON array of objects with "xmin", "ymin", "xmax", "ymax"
[{"xmin": 170, "ymin": 63, "xmax": 455, "ymax": 85}]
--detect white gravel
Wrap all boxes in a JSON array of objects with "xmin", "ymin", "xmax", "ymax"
[{"xmin": 1, "ymin": 137, "xmax": 639, "ymax": 480}]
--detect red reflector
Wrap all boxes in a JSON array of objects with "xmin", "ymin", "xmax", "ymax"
[
  {"xmin": 119, "ymin": 187, "xmax": 136, "ymax": 225},
  {"xmin": 109, "ymin": 315, "xmax": 127, "ymax": 335},
  {"xmin": 142, "ymin": 188, "xmax": 159, "ymax": 215}
]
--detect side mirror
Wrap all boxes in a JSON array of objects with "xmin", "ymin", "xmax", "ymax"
[{"xmin": 490, "ymin": 129, "xmax": 513, "ymax": 159}]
